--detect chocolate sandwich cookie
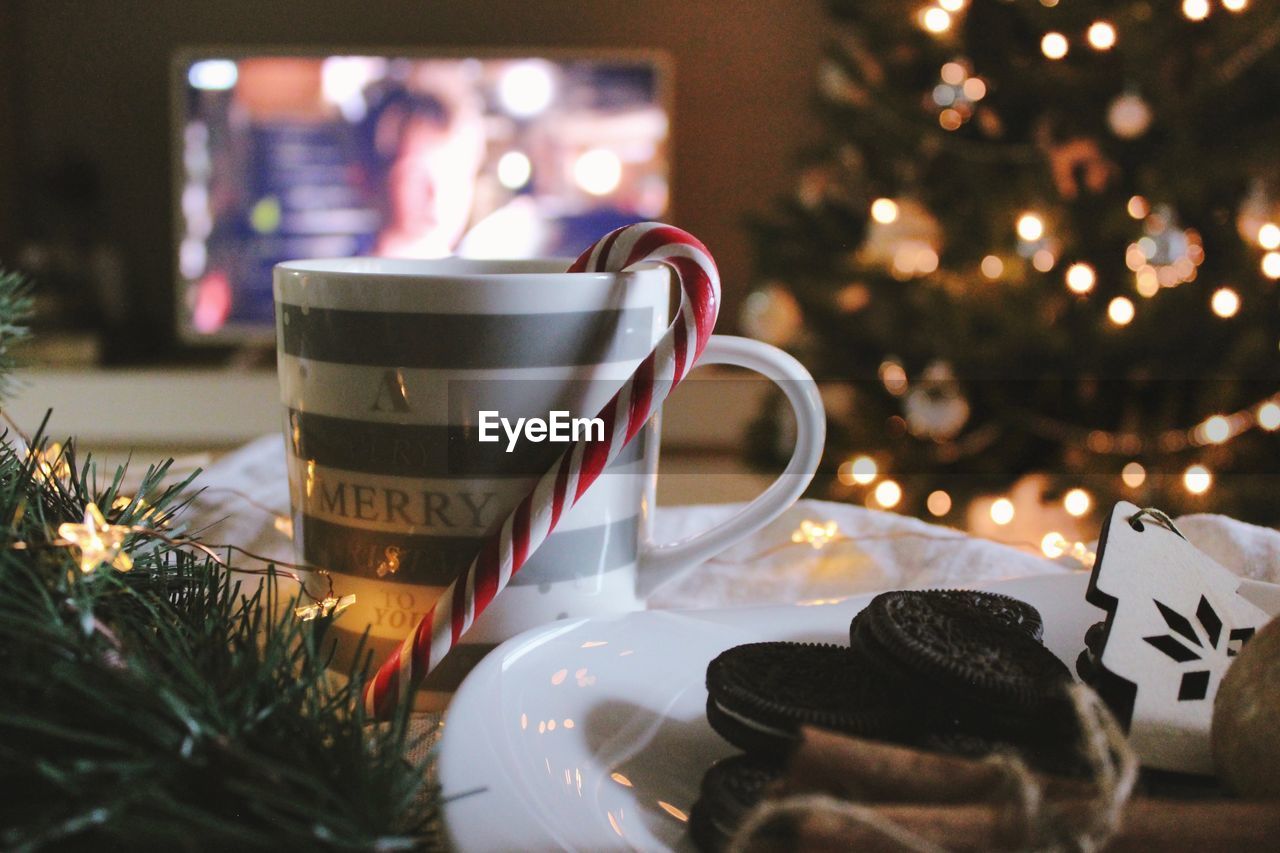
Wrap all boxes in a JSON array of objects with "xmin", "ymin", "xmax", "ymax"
[
  {"xmin": 1075, "ymin": 620, "xmax": 1107, "ymax": 684},
  {"xmin": 851, "ymin": 591, "xmax": 1073, "ymax": 728},
  {"xmin": 934, "ymin": 589, "xmax": 1045, "ymax": 642},
  {"xmin": 688, "ymin": 753, "xmax": 780, "ymax": 852},
  {"xmin": 705, "ymin": 642, "xmax": 895, "ymax": 759},
  {"xmin": 851, "ymin": 589, "xmax": 1045, "ymax": 646}
]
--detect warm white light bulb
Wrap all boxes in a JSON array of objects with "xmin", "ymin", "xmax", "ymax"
[
  {"xmin": 990, "ymin": 497, "xmax": 1015, "ymax": 526},
  {"xmin": 1258, "ymin": 402, "xmax": 1280, "ymax": 431},
  {"xmin": 1108, "ymin": 296, "xmax": 1135, "ymax": 326},
  {"xmin": 850, "ymin": 455, "xmax": 879, "ymax": 485},
  {"xmin": 1063, "ymin": 488, "xmax": 1092, "ymax": 517},
  {"xmin": 874, "ymin": 479, "xmax": 903, "ymax": 508},
  {"xmin": 1184, "ymin": 464, "xmax": 1212, "ymax": 495},
  {"xmin": 1017, "ymin": 212, "xmax": 1045, "ymax": 242},
  {"xmin": 1257, "ymin": 223, "xmax": 1280, "ymax": 249},
  {"xmin": 927, "ymin": 490, "xmax": 952, "ymax": 516},
  {"xmin": 920, "ymin": 7, "xmax": 952, "ymax": 33},
  {"xmin": 1087, "ymin": 22, "xmax": 1117, "ymax": 50},
  {"xmin": 870, "ymin": 198, "xmax": 899, "ymax": 224},
  {"xmin": 1065, "ymin": 263, "xmax": 1096, "ymax": 294},
  {"xmin": 1211, "ymin": 287, "xmax": 1240, "ymax": 318},
  {"xmin": 1201, "ymin": 415, "xmax": 1231, "ymax": 444},
  {"xmin": 1182, "ymin": 0, "xmax": 1210, "ymax": 21},
  {"xmin": 1263, "ymin": 252, "xmax": 1280, "ymax": 279},
  {"xmin": 1041, "ymin": 531, "xmax": 1067, "ymax": 559},
  {"xmin": 939, "ymin": 0, "xmax": 966, "ymax": 11},
  {"xmin": 1223, "ymin": 0, "xmax": 1248, "ymax": 12},
  {"xmin": 1041, "ymin": 32, "xmax": 1069, "ymax": 60}
]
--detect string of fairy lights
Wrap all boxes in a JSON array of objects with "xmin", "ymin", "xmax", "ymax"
[
  {"xmin": 774, "ymin": 515, "xmax": 1097, "ymax": 570},
  {"xmin": 806, "ymin": 0, "xmax": 1278, "ymax": 543},
  {"xmin": 21, "ymin": 441, "xmax": 354, "ymax": 622},
  {"xmin": 917, "ymin": 0, "xmax": 1251, "ymax": 40}
]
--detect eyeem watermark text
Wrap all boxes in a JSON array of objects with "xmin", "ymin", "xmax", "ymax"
[{"xmin": 477, "ymin": 410, "xmax": 605, "ymax": 452}]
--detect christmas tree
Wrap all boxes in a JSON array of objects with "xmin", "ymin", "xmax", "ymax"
[{"xmin": 747, "ymin": 0, "xmax": 1280, "ymax": 535}]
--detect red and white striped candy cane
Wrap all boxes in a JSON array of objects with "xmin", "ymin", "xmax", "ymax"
[{"xmin": 363, "ymin": 222, "xmax": 720, "ymax": 717}]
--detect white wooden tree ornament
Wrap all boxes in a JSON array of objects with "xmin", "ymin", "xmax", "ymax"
[{"xmin": 1085, "ymin": 502, "xmax": 1276, "ymax": 774}]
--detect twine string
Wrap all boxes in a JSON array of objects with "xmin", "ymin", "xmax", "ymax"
[
  {"xmin": 729, "ymin": 683, "xmax": 1137, "ymax": 853},
  {"xmin": 728, "ymin": 794, "xmax": 946, "ymax": 853},
  {"xmin": 1127, "ymin": 506, "xmax": 1186, "ymax": 540}
]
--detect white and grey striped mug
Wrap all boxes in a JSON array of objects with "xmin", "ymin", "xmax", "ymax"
[{"xmin": 274, "ymin": 257, "xmax": 823, "ymax": 699}]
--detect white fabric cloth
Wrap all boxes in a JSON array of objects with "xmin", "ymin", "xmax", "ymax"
[{"xmin": 184, "ymin": 434, "xmax": 1280, "ymax": 608}]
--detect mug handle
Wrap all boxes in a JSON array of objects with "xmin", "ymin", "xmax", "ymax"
[{"xmin": 636, "ymin": 334, "xmax": 825, "ymax": 597}]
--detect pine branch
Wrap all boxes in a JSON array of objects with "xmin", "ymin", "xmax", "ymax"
[{"xmin": 0, "ymin": 429, "xmax": 434, "ymax": 850}]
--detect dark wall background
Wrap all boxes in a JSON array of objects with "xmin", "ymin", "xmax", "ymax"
[{"xmin": 0, "ymin": 0, "xmax": 825, "ymax": 362}]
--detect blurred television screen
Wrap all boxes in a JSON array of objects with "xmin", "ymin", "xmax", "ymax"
[{"xmin": 174, "ymin": 52, "xmax": 670, "ymax": 342}]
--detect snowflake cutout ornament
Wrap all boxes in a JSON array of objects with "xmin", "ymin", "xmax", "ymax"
[
  {"xmin": 1142, "ymin": 596, "xmax": 1255, "ymax": 702},
  {"xmin": 1084, "ymin": 502, "xmax": 1273, "ymax": 773}
]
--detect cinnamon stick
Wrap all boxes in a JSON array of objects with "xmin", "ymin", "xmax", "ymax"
[
  {"xmin": 739, "ymin": 798, "xmax": 1280, "ymax": 852},
  {"xmin": 783, "ymin": 726, "xmax": 1094, "ymax": 803}
]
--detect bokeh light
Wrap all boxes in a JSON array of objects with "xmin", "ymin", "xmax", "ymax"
[
  {"xmin": 870, "ymin": 198, "xmax": 899, "ymax": 224},
  {"xmin": 874, "ymin": 480, "xmax": 903, "ymax": 508},
  {"xmin": 1122, "ymin": 461, "xmax": 1147, "ymax": 489},
  {"xmin": 1211, "ymin": 287, "xmax": 1240, "ymax": 318},
  {"xmin": 1065, "ymin": 263, "xmax": 1096, "ymax": 294},
  {"xmin": 1064, "ymin": 488, "xmax": 1092, "ymax": 517},
  {"xmin": 1041, "ymin": 33, "xmax": 1069, "ymax": 60},
  {"xmin": 1017, "ymin": 212, "xmax": 1045, "ymax": 242},
  {"xmin": 1087, "ymin": 22, "xmax": 1116, "ymax": 50},
  {"xmin": 1108, "ymin": 297, "xmax": 1135, "ymax": 326},
  {"xmin": 990, "ymin": 498, "xmax": 1015, "ymax": 526},
  {"xmin": 1183, "ymin": 464, "xmax": 1212, "ymax": 495}
]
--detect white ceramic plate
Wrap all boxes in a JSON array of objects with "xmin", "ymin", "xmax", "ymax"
[{"xmin": 440, "ymin": 572, "xmax": 1101, "ymax": 852}]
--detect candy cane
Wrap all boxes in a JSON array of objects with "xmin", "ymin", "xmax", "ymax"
[{"xmin": 363, "ymin": 223, "xmax": 720, "ymax": 717}]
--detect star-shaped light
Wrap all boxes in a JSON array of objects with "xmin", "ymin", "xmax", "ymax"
[
  {"xmin": 791, "ymin": 519, "xmax": 841, "ymax": 550},
  {"xmin": 294, "ymin": 594, "xmax": 356, "ymax": 622},
  {"xmin": 111, "ymin": 494, "xmax": 164, "ymax": 526},
  {"xmin": 58, "ymin": 502, "xmax": 133, "ymax": 574},
  {"xmin": 30, "ymin": 442, "xmax": 71, "ymax": 485}
]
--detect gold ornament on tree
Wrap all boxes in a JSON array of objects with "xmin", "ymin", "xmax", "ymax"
[
  {"xmin": 903, "ymin": 360, "xmax": 970, "ymax": 441},
  {"xmin": 857, "ymin": 198, "xmax": 942, "ymax": 279},
  {"xmin": 740, "ymin": 284, "xmax": 804, "ymax": 346},
  {"xmin": 1108, "ymin": 91, "xmax": 1153, "ymax": 140}
]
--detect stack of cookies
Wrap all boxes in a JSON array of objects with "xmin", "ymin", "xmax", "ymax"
[{"xmin": 689, "ymin": 589, "xmax": 1077, "ymax": 851}]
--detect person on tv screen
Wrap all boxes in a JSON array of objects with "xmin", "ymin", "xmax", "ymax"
[{"xmin": 363, "ymin": 68, "xmax": 487, "ymax": 259}]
